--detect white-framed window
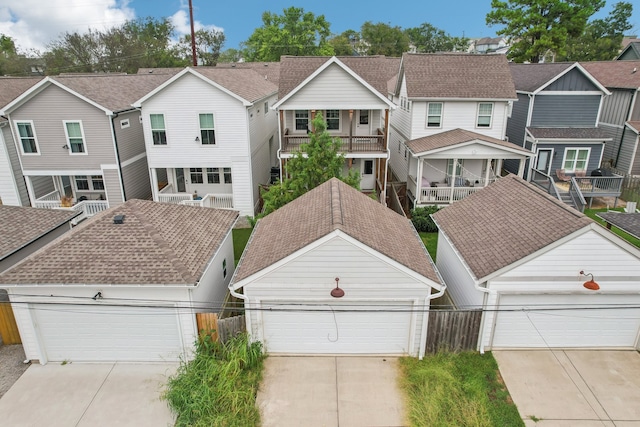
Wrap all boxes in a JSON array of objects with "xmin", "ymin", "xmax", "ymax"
[
  {"xmin": 207, "ymin": 167, "xmax": 220, "ymax": 184},
  {"xmin": 64, "ymin": 121, "xmax": 87, "ymax": 154},
  {"xmin": 222, "ymin": 259, "xmax": 227, "ymax": 278},
  {"xmin": 75, "ymin": 176, "xmax": 89, "ymax": 190},
  {"xmin": 562, "ymin": 148, "xmax": 590, "ymax": 172},
  {"xmin": 223, "ymin": 167, "xmax": 232, "ymax": 184},
  {"xmin": 199, "ymin": 113, "xmax": 215, "ymax": 145},
  {"xmin": 74, "ymin": 175, "xmax": 104, "ymax": 191},
  {"xmin": 190, "ymin": 168, "xmax": 204, "ymax": 184},
  {"xmin": 264, "ymin": 101, "xmax": 269, "ymax": 115},
  {"xmin": 15, "ymin": 121, "xmax": 39, "ymax": 154},
  {"xmin": 91, "ymin": 175, "xmax": 104, "ymax": 190},
  {"xmin": 476, "ymin": 103, "xmax": 493, "ymax": 128},
  {"xmin": 447, "ymin": 159, "xmax": 464, "ymax": 177},
  {"xmin": 295, "ymin": 110, "xmax": 309, "ymax": 131},
  {"xmin": 150, "ymin": 114, "xmax": 167, "ymax": 145},
  {"xmin": 404, "ymin": 147, "xmax": 407, "ymax": 160},
  {"xmin": 407, "ymin": 100, "xmax": 412, "ymax": 112},
  {"xmin": 120, "ymin": 118, "xmax": 130, "ymax": 129},
  {"xmin": 427, "ymin": 102, "xmax": 443, "ymax": 128},
  {"xmin": 325, "ymin": 110, "xmax": 340, "ymax": 130}
]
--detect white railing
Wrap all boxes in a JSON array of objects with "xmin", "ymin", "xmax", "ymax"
[
  {"xmin": 180, "ymin": 193, "xmax": 234, "ymax": 210},
  {"xmin": 419, "ymin": 186, "xmax": 483, "ymax": 204},
  {"xmin": 72, "ymin": 200, "xmax": 109, "ymax": 217},
  {"xmin": 159, "ymin": 184, "xmax": 174, "ymax": 194},
  {"xmin": 158, "ymin": 192, "xmax": 193, "ymax": 204},
  {"xmin": 34, "ymin": 190, "xmax": 63, "ymax": 209}
]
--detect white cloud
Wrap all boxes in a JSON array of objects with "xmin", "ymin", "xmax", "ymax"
[
  {"xmin": 0, "ymin": 0, "xmax": 135, "ymax": 52},
  {"xmin": 169, "ymin": 8, "xmax": 223, "ymax": 39}
]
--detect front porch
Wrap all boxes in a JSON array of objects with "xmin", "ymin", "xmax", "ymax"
[
  {"xmin": 34, "ymin": 190, "xmax": 109, "ymax": 222},
  {"xmin": 157, "ymin": 184, "xmax": 234, "ymax": 209}
]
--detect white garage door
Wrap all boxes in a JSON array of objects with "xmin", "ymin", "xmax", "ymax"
[
  {"xmin": 34, "ymin": 304, "xmax": 184, "ymax": 362},
  {"xmin": 492, "ymin": 294, "xmax": 640, "ymax": 349},
  {"xmin": 260, "ymin": 301, "xmax": 415, "ymax": 355}
]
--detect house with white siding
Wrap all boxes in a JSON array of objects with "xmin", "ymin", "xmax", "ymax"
[
  {"xmin": 272, "ymin": 56, "xmax": 399, "ymax": 202},
  {"xmin": 432, "ymin": 174, "xmax": 640, "ymax": 352},
  {"xmin": 133, "ymin": 66, "xmax": 279, "ymax": 216},
  {"xmin": 0, "ymin": 73, "xmax": 176, "ymax": 219},
  {"xmin": 388, "ymin": 53, "xmax": 527, "ymax": 208}
]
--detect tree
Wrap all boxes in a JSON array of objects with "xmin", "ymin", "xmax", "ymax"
[
  {"xmin": 405, "ymin": 23, "xmax": 469, "ymax": 53},
  {"xmin": 178, "ymin": 28, "xmax": 226, "ymax": 65},
  {"xmin": 0, "ymin": 34, "xmax": 31, "ymax": 76},
  {"xmin": 243, "ymin": 7, "xmax": 334, "ymax": 61},
  {"xmin": 218, "ymin": 48, "xmax": 243, "ymax": 63},
  {"xmin": 360, "ymin": 22, "xmax": 409, "ymax": 56},
  {"xmin": 486, "ymin": 0, "xmax": 605, "ymax": 63},
  {"xmin": 261, "ymin": 112, "xmax": 360, "ymax": 216},
  {"xmin": 328, "ymin": 30, "xmax": 368, "ymax": 56},
  {"xmin": 559, "ymin": 2, "xmax": 633, "ymax": 61}
]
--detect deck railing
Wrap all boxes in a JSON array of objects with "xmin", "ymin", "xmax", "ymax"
[
  {"xmin": 568, "ymin": 179, "xmax": 587, "ymax": 213},
  {"xmin": 180, "ymin": 193, "xmax": 234, "ymax": 210},
  {"xmin": 530, "ymin": 169, "xmax": 563, "ymax": 201},
  {"xmin": 419, "ymin": 186, "xmax": 483, "ymax": 204},
  {"xmin": 158, "ymin": 192, "xmax": 193, "ymax": 204},
  {"xmin": 34, "ymin": 190, "xmax": 63, "ymax": 209},
  {"xmin": 572, "ymin": 175, "xmax": 623, "ymax": 196},
  {"xmin": 282, "ymin": 128, "xmax": 384, "ymax": 153},
  {"xmin": 72, "ymin": 200, "xmax": 109, "ymax": 217}
]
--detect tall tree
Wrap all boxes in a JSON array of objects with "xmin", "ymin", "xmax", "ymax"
[
  {"xmin": 261, "ymin": 112, "xmax": 360, "ymax": 216},
  {"xmin": 243, "ymin": 7, "xmax": 334, "ymax": 61},
  {"xmin": 328, "ymin": 30, "xmax": 368, "ymax": 56},
  {"xmin": 179, "ymin": 28, "xmax": 226, "ymax": 65},
  {"xmin": 559, "ymin": 2, "xmax": 633, "ymax": 61},
  {"xmin": 217, "ymin": 48, "xmax": 243, "ymax": 63},
  {"xmin": 360, "ymin": 22, "xmax": 409, "ymax": 56},
  {"xmin": 0, "ymin": 34, "xmax": 29, "ymax": 76},
  {"xmin": 486, "ymin": 0, "xmax": 605, "ymax": 63},
  {"xmin": 405, "ymin": 23, "xmax": 469, "ymax": 53}
]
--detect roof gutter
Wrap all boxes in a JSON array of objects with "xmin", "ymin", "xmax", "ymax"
[{"xmin": 109, "ymin": 112, "xmax": 126, "ymax": 201}]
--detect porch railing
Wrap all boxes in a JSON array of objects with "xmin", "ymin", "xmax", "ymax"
[
  {"xmin": 180, "ymin": 193, "xmax": 234, "ymax": 210},
  {"xmin": 568, "ymin": 179, "xmax": 587, "ymax": 213},
  {"xmin": 571, "ymin": 175, "xmax": 623, "ymax": 197},
  {"xmin": 158, "ymin": 192, "xmax": 193, "ymax": 204},
  {"xmin": 72, "ymin": 200, "xmax": 109, "ymax": 217},
  {"xmin": 34, "ymin": 190, "xmax": 63, "ymax": 209},
  {"xmin": 282, "ymin": 128, "xmax": 384, "ymax": 153},
  {"xmin": 530, "ymin": 168, "xmax": 563, "ymax": 201},
  {"xmin": 419, "ymin": 186, "xmax": 483, "ymax": 204}
]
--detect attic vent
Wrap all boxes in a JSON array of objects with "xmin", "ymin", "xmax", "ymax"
[{"xmin": 113, "ymin": 214, "xmax": 125, "ymax": 224}]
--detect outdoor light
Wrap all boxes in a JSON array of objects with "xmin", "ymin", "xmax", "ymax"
[
  {"xmin": 92, "ymin": 291, "xmax": 103, "ymax": 300},
  {"xmin": 580, "ymin": 271, "xmax": 600, "ymax": 291},
  {"xmin": 62, "ymin": 144, "xmax": 69, "ymax": 150},
  {"xmin": 330, "ymin": 277, "xmax": 344, "ymax": 298},
  {"xmin": 195, "ymin": 136, "xmax": 200, "ymax": 142}
]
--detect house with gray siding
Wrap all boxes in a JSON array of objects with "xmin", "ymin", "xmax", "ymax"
[
  {"xmin": 504, "ymin": 62, "xmax": 611, "ymax": 180},
  {"xmin": 617, "ymin": 41, "xmax": 640, "ymax": 61},
  {"xmin": 582, "ymin": 61, "xmax": 640, "ymax": 175},
  {"xmin": 0, "ymin": 73, "xmax": 175, "ymax": 219}
]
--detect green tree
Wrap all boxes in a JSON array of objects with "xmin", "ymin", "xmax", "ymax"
[
  {"xmin": 360, "ymin": 22, "xmax": 409, "ymax": 56},
  {"xmin": 0, "ymin": 34, "xmax": 30, "ymax": 76},
  {"xmin": 328, "ymin": 29, "xmax": 368, "ymax": 56},
  {"xmin": 218, "ymin": 48, "xmax": 243, "ymax": 63},
  {"xmin": 261, "ymin": 112, "xmax": 360, "ymax": 216},
  {"xmin": 486, "ymin": 0, "xmax": 605, "ymax": 63},
  {"xmin": 179, "ymin": 28, "xmax": 226, "ymax": 65},
  {"xmin": 559, "ymin": 2, "xmax": 633, "ymax": 61},
  {"xmin": 243, "ymin": 7, "xmax": 334, "ymax": 61},
  {"xmin": 405, "ymin": 22, "xmax": 469, "ymax": 53}
]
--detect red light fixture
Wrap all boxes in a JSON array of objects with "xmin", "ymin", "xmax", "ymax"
[
  {"xmin": 580, "ymin": 271, "xmax": 600, "ymax": 291},
  {"xmin": 331, "ymin": 277, "xmax": 344, "ymax": 298}
]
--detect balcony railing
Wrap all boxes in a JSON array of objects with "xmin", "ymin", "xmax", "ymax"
[
  {"xmin": 34, "ymin": 191, "xmax": 109, "ymax": 222},
  {"xmin": 418, "ymin": 186, "xmax": 483, "ymax": 204},
  {"xmin": 571, "ymin": 175, "xmax": 623, "ymax": 197},
  {"xmin": 180, "ymin": 193, "xmax": 234, "ymax": 210},
  {"xmin": 282, "ymin": 128, "xmax": 385, "ymax": 153}
]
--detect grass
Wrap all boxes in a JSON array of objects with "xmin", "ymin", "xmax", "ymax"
[
  {"xmin": 419, "ymin": 232, "xmax": 438, "ymax": 261},
  {"xmin": 399, "ymin": 352, "xmax": 523, "ymax": 427},
  {"xmin": 164, "ymin": 333, "xmax": 265, "ymax": 427},
  {"xmin": 232, "ymin": 228, "xmax": 253, "ymax": 266},
  {"xmin": 584, "ymin": 208, "xmax": 640, "ymax": 248}
]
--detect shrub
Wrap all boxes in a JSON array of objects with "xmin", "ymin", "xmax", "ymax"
[{"xmin": 411, "ymin": 206, "xmax": 439, "ymax": 233}]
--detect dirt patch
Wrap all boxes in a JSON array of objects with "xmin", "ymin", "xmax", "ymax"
[{"xmin": 0, "ymin": 345, "xmax": 29, "ymax": 399}]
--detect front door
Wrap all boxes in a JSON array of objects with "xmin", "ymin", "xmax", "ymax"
[
  {"xmin": 535, "ymin": 149, "xmax": 553, "ymax": 175},
  {"xmin": 355, "ymin": 110, "xmax": 370, "ymax": 136},
  {"xmin": 361, "ymin": 159, "xmax": 375, "ymax": 190},
  {"xmin": 175, "ymin": 168, "xmax": 186, "ymax": 193},
  {"xmin": 61, "ymin": 176, "xmax": 73, "ymax": 197}
]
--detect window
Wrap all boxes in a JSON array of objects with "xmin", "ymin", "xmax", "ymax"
[
  {"xmin": 563, "ymin": 148, "xmax": 590, "ymax": 172},
  {"xmin": 295, "ymin": 110, "xmax": 309, "ymax": 131},
  {"xmin": 222, "ymin": 259, "xmax": 227, "ymax": 278},
  {"xmin": 326, "ymin": 110, "xmax": 340, "ymax": 130},
  {"xmin": 359, "ymin": 110, "xmax": 369, "ymax": 125},
  {"xmin": 207, "ymin": 168, "xmax": 220, "ymax": 184},
  {"xmin": 364, "ymin": 160, "xmax": 373, "ymax": 175},
  {"xmin": 150, "ymin": 114, "xmax": 167, "ymax": 145},
  {"xmin": 223, "ymin": 167, "xmax": 232, "ymax": 184},
  {"xmin": 190, "ymin": 168, "xmax": 204, "ymax": 184},
  {"xmin": 64, "ymin": 121, "xmax": 86, "ymax": 154},
  {"xmin": 264, "ymin": 101, "xmax": 269, "ymax": 115},
  {"xmin": 427, "ymin": 103, "xmax": 443, "ymax": 128},
  {"xmin": 120, "ymin": 118, "xmax": 130, "ymax": 129},
  {"xmin": 404, "ymin": 147, "xmax": 407, "ymax": 160},
  {"xmin": 476, "ymin": 103, "xmax": 493, "ymax": 128},
  {"xmin": 75, "ymin": 176, "xmax": 89, "ymax": 190},
  {"xmin": 91, "ymin": 176, "xmax": 104, "ymax": 190},
  {"xmin": 199, "ymin": 113, "xmax": 215, "ymax": 145},
  {"xmin": 447, "ymin": 159, "xmax": 463, "ymax": 177},
  {"xmin": 16, "ymin": 122, "xmax": 38, "ymax": 154}
]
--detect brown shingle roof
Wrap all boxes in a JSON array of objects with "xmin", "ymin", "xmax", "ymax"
[
  {"xmin": 402, "ymin": 53, "xmax": 516, "ymax": 99},
  {"xmin": 192, "ymin": 68, "xmax": 278, "ymax": 102},
  {"xmin": 0, "ymin": 206, "xmax": 79, "ymax": 260},
  {"xmin": 0, "ymin": 77, "xmax": 44, "ymax": 107},
  {"xmin": 233, "ymin": 178, "xmax": 441, "ymax": 284},
  {"xmin": 213, "ymin": 62, "xmax": 281, "ymax": 86},
  {"xmin": 432, "ymin": 175, "xmax": 592, "ymax": 280},
  {"xmin": 581, "ymin": 61, "xmax": 640, "ymax": 89},
  {"xmin": 527, "ymin": 127, "xmax": 609, "ymax": 140},
  {"xmin": 406, "ymin": 128, "xmax": 532, "ymax": 155},
  {"xmin": 278, "ymin": 56, "xmax": 395, "ymax": 100},
  {"xmin": 0, "ymin": 200, "xmax": 238, "ymax": 285},
  {"xmin": 510, "ymin": 62, "xmax": 574, "ymax": 92},
  {"xmin": 627, "ymin": 121, "xmax": 640, "ymax": 133}
]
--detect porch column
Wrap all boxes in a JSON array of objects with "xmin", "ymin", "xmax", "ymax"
[
  {"xmin": 150, "ymin": 168, "xmax": 159, "ymax": 201},
  {"xmin": 349, "ymin": 110, "xmax": 353, "ymax": 152},
  {"xmin": 517, "ymin": 158, "xmax": 525, "ymax": 178},
  {"xmin": 484, "ymin": 159, "xmax": 492, "ymax": 187},
  {"xmin": 278, "ymin": 110, "xmax": 285, "ymax": 151},
  {"xmin": 24, "ymin": 176, "xmax": 36, "ymax": 207},
  {"xmin": 383, "ymin": 109, "xmax": 389, "ymax": 150},
  {"xmin": 496, "ymin": 159, "xmax": 503, "ymax": 177},
  {"xmin": 449, "ymin": 158, "xmax": 458, "ymax": 204},
  {"xmin": 416, "ymin": 158, "xmax": 424, "ymax": 202}
]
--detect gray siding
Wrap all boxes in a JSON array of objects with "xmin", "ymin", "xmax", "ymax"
[
  {"xmin": 2, "ymin": 125, "xmax": 29, "ymax": 205},
  {"xmin": 543, "ymin": 68, "xmax": 600, "ymax": 92},
  {"xmin": 599, "ymin": 89, "xmax": 634, "ymax": 126},
  {"xmin": 631, "ymin": 97, "xmax": 640, "ymax": 122},
  {"xmin": 531, "ymin": 95, "xmax": 600, "ymax": 127},
  {"xmin": 537, "ymin": 142, "xmax": 604, "ymax": 173},
  {"xmin": 102, "ymin": 168, "xmax": 124, "ymax": 206},
  {"xmin": 113, "ymin": 110, "xmax": 146, "ymax": 161},
  {"xmin": 618, "ymin": 49, "xmax": 640, "ymax": 60},
  {"xmin": 616, "ymin": 130, "xmax": 639, "ymax": 175},
  {"xmin": 600, "ymin": 124, "xmax": 624, "ymax": 166},
  {"xmin": 31, "ymin": 176, "xmax": 55, "ymax": 198},
  {"xmin": 506, "ymin": 93, "xmax": 530, "ymax": 147},
  {"xmin": 121, "ymin": 156, "xmax": 152, "ymax": 200}
]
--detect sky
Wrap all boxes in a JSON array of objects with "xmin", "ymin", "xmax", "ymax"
[{"xmin": 0, "ymin": 0, "xmax": 638, "ymax": 53}]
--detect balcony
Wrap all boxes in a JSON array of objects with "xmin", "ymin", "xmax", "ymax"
[
  {"xmin": 34, "ymin": 190, "xmax": 109, "ymax": 222},
  {"xmin": 158, "ymin": 185, "xmax": 234, "ymax": 210},
  {"xmin": 282, "ymin": 128, "xmax": 385, "ymax": 154}
]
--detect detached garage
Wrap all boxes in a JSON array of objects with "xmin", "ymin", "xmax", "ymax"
[
  {"xmin": 230, "ymin": 178, "xmax": 444, "ymax": 359},
  {"xmin": 0, "ymin": 199, "xmax": 238, "ymax": 364},
  {"xmin": 433, "ymin": 175, "xmax": 640, "ymax": 352}
]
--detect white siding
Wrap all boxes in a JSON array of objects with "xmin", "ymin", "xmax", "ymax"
[
  {"xmin": 388, "ymin": 127, "xmax": 409, "ymax": 181},
  {"xmin": 231, "ymin": 159, "xmax": 253, "ymax": 216},
  {"xmin": 0, "ymin": 127, "xmax": 22, "ymax": 206},
  {"xmin": 391, "ymin": 77, "xmax": 412, "ymax": 138},
  {"xmin": 192, "ymin": 229, "xmax": 235, "ymax": 314},
  {"xmin": 248, "ymin": 94, "xmax": 278, "ymax": 212},
  {"xmin": 435, "ymin": 231, "xmax": 484, "ymax": 308}
]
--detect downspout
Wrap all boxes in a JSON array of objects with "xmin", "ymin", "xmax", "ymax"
[
  {"xmin": 473, "ymin": 281, "xmax": 495, "ymax": 355},
  {"xmin": 419, "ymin": 284, "xmax": 447, "ymax": 359},
  {"xmin": 109, "ymin": 112, "xmax": 126, "ymax": 201},
  {"xmin": 613, "ymin": 89, "xmax": 637, "ymax": 168}
]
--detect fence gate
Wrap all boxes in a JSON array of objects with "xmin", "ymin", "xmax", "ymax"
[
  {"xmin": 0, "ymin": 291, "xmax": 21, "ymax": 344},
  {"xmin": 425, "ymin": 310, "xmax": 482, "ymax": 353}
]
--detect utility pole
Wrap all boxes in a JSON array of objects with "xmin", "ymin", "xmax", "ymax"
[{"xmin": 189, "ymin": 0, "xmax": 197, "ymax": 66}]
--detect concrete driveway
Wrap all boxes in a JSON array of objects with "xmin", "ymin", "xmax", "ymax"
[
  {"xmin": 0, "ymin": 362, "xmax": 177, "ymax": 427},
  {"xmin": 257, "ymin": 356, "xmax": 406, "ymax": 427},
  {"xmin": 494, "ymin": 350, "xmax": 640, "ymax": 426}
]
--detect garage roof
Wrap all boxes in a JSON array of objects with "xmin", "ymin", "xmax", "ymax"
[
  {"xmin": 0, "ymin": 200, "xmax": 238, "ymax": 286},
  {"xmin": 233, "ymin": 178, "xmax": 441, "ymax": 284}
]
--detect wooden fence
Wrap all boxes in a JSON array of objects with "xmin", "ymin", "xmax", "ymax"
[
  {"xmin": 195, "ymin": 313, "xmax": 246, "ymax": 344},
  {"xmin": 425, "ymin": 310, "xmax": 482, "ymax": 353},
  {"xmin": 0, "ymin": 294, "xmax": 21, "ymax": 345},
  {"xmin": 604, "ymin": 166, "xmax": 640, "ymax": 203}
]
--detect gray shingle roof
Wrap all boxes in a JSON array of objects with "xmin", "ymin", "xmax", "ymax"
[
  {"xmin": 0, "ymin": 200, "xmax": 238, "ymax": 286},
  {"xmin": 0, "ymin": 77, "xmax": 44, "ymax": 108},
  {"xmin": 278, "ymin": 56, "xmax": 396, "ymax": 100},
  {"xmin": 0, "ymin": 205, "xmax": 79, "ymax": 261},
  {"xmin": 432, "ymin": 174, "xmax": 592, "ymax": 281},
  {"xmin": 213, "ymin": 62, "xmax": 281, "ymax": 86},
  {"xmin": 192, "ymin": 68, "xmax": 278, "ymax": 102},
  {"xmin": 597, "ymin": 212, "xmax": 640, "ymax": 240},
  {"xmin": 401, "ymin": 53, "xmax": 516, "ymax": 99},
  {"xmin": 406, "ymin": 128, "xmax": 532, "ymax": 155},
  {"xmin": 581, "ymin": 61, "xmax": 640, "ymax": 89},
  {"xmin": 233, "ymin": 178, "xmax": 441, "ymax": 284},
  {"xmin": 510, "ymin": 63, "xmax": 574, "ymax": 92},
  {"xmin": 527, "ymin": 127, "xmax": 609, "ymax": 140}
]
